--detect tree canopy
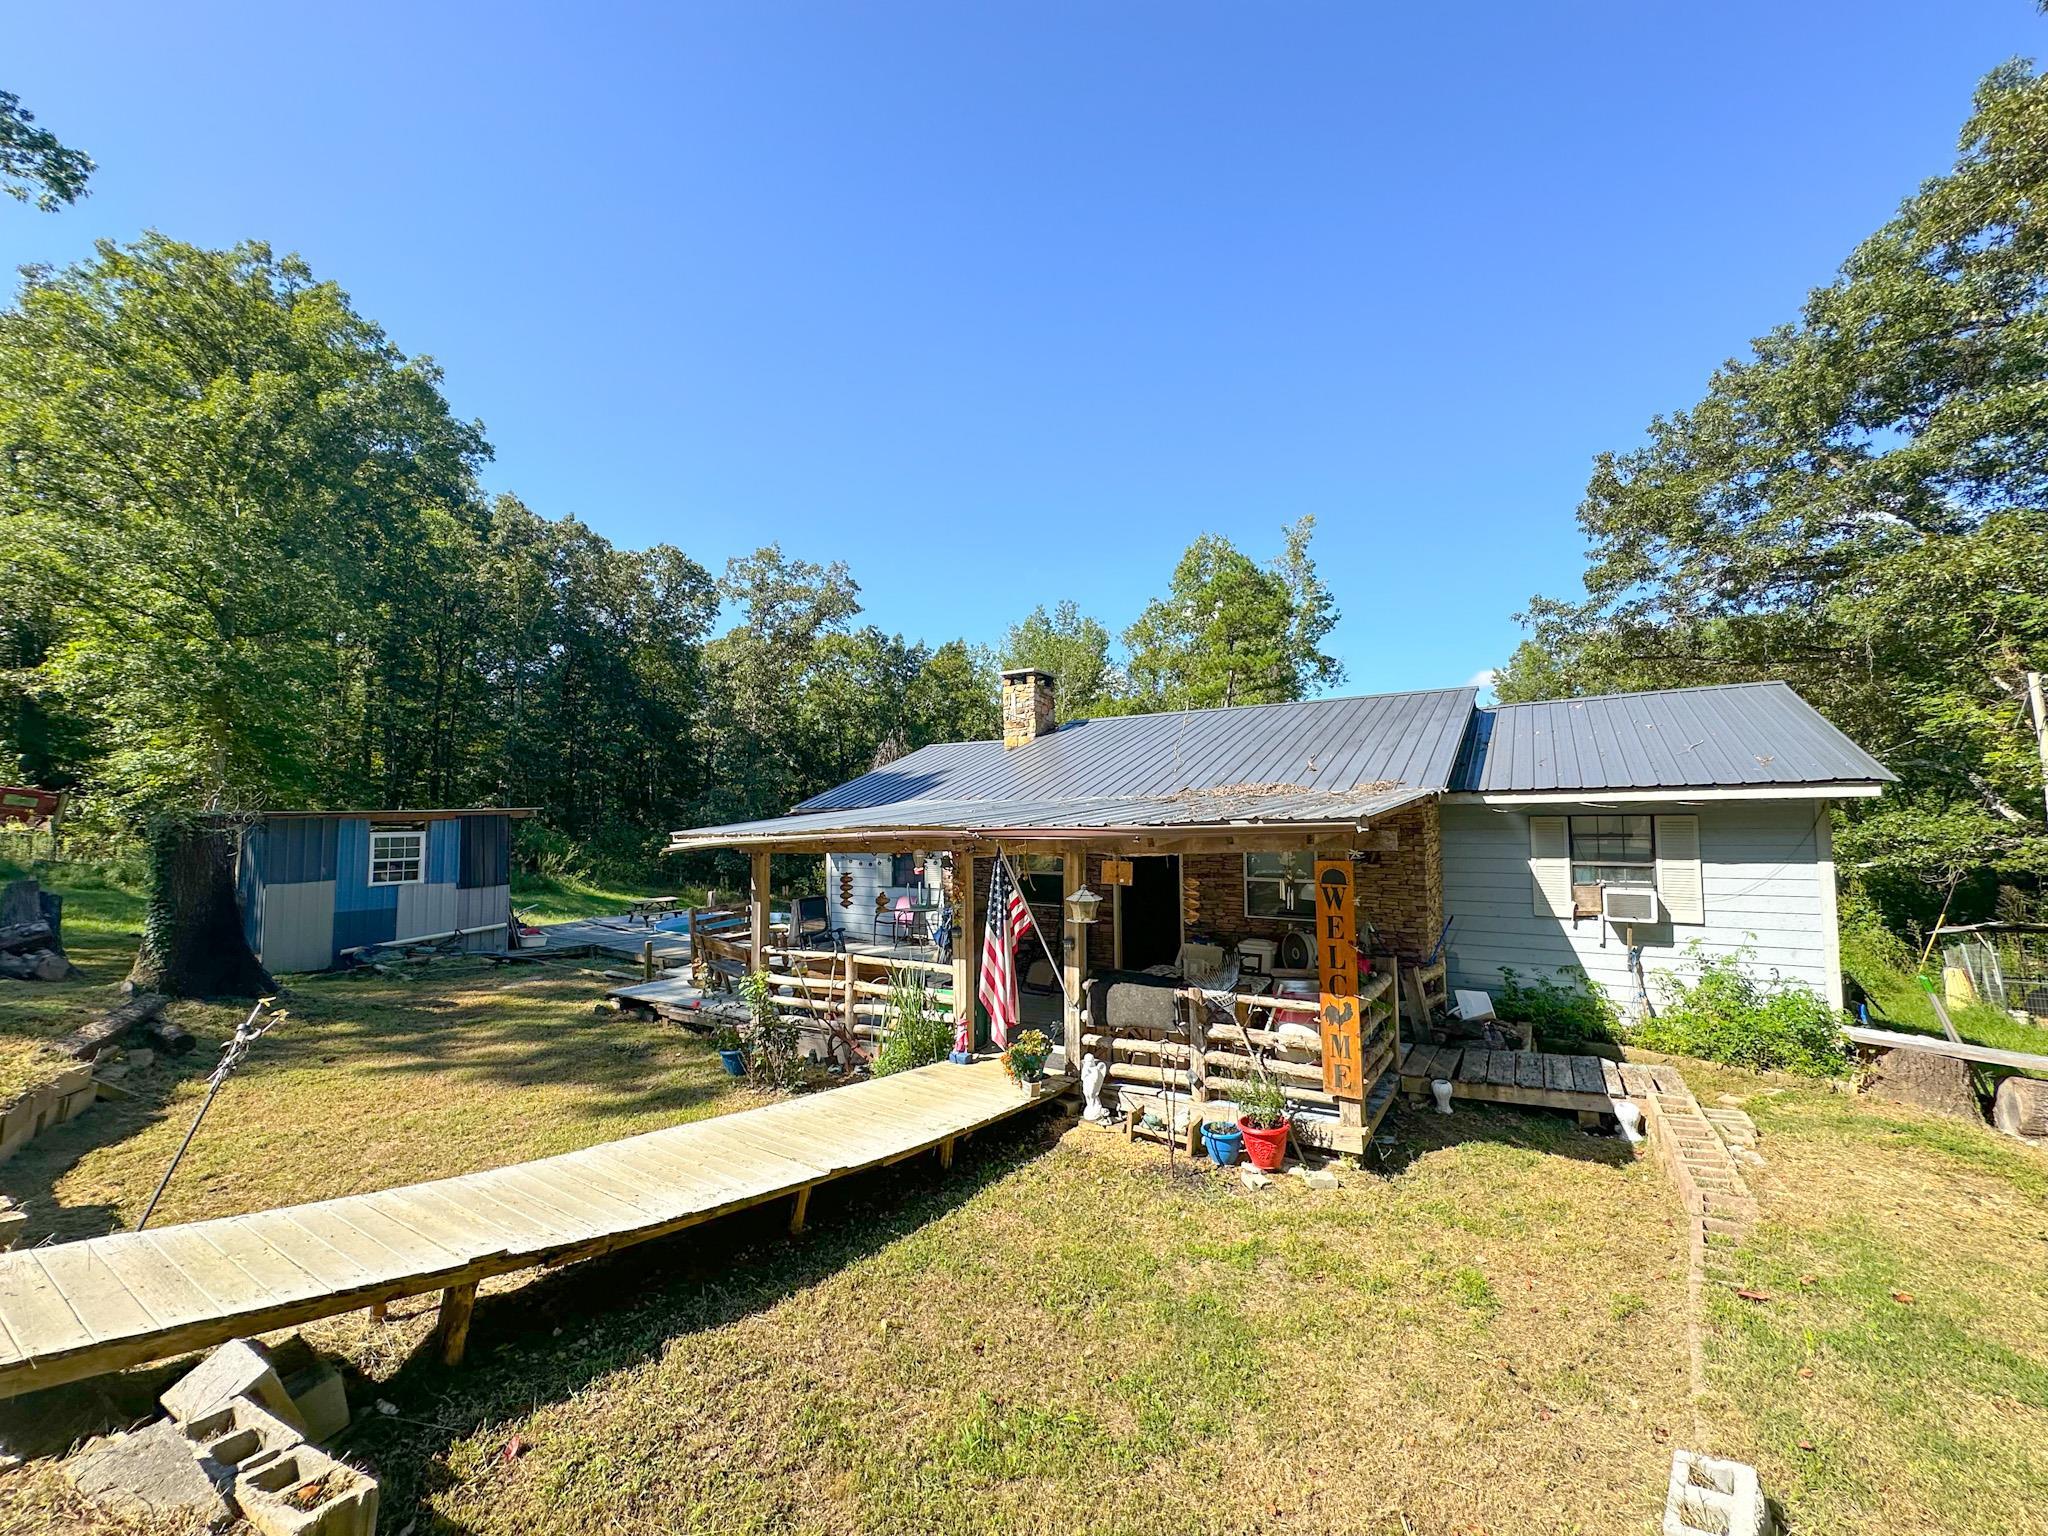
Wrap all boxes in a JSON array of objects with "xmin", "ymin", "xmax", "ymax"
[
  {"xmin": 0, "ymin": 89, "xmax": 92, "ymax": 210},
  {"xmin": 1499, "ymin": 61, "xmax": 2048, "ymax": 919}
]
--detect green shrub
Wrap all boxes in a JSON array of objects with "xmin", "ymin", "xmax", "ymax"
[
  {"xmin": 1494, "ymin": 967, "xmax": 1620, "ymax": 1052},
  {"xmin": 1634, "ymin": 945, "xmax": 1848, "ymax": 1076},
  {"xmin": 872, "ymin": 971, "xmax": 953, "ymax": 1077}
]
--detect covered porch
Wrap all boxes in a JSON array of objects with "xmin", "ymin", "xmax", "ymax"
[{"xmin": 665, "ymin": 790, "xmax": 1447, "ymax": 1159}]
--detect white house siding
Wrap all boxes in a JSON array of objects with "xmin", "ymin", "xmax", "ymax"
[
  {"xmin": 822, "ymin": 853, "xmax": 944, "ymax": 944},
  {"xmin": 1440, "ymin": 799, "xmax": 1841, "ymax": 1014}
]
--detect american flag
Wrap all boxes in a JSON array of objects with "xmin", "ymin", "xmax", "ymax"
[{"xmin": 974, "ymin": 857, "xmax": 1034, "ymax": 1052}]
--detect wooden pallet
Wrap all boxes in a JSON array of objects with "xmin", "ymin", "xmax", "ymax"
[{"xmin": 1397, "ymin": 1042, "xmax": 1671, "ymax": 1117}]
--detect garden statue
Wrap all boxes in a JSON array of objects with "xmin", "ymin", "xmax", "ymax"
[{"xmin": 1080, "ymin": 1053, "xmax": 1110, "ymax": 1122}]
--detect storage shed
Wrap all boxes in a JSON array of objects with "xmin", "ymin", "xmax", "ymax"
[{"xmin": 235, "ymin": 808, "xmax": 531, "ymax": 972}]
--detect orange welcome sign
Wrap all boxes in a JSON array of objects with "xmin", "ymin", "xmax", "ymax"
[{"xmin": 1314, "ymin": 857, "xmax": 1363, "ymax": 1100}]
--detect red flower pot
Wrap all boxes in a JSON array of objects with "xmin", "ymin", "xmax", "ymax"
[{"xmin": 1238, "ymin": 1116, "xmax": 1290, "ymax": 1171}]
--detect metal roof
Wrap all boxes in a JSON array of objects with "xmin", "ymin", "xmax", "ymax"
[
  {"xmin": 797, "ymin": 687, "xmax": 1477, "ymax": 811},
  {"xmin": 666, "ymin": 784, "xmax": 1437, "ymax": 850},
  {"xmin": 1449, "ymin": 682, "xmax": 1894, "ymax": 793}
]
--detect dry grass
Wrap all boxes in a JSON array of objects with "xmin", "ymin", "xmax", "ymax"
[
  {"xmin": 1, "ymin": 869, "xmax": 2043, "ymax": 1533},
  {"xmin": 0, "ymin": 862, "xmax": 159, "ymax": 1105}
]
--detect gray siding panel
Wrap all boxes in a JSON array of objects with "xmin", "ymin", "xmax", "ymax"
[
  {"xmin": 259, "ymin": 880, "xmax": 338, "ymax": 973},
  {"xmin": 1440, "ymin": 800, "xmax": 1836, "ymax": 1009},
  {"xmin": 455, "ymin": 884, "xmax": 510, "ymax": 950},
  {"xmin": 396, "ymin": 882, "xmax": 458, "ymax": 943}
]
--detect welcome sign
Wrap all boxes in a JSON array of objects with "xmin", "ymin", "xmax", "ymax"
[{"xmin": 1314, "ymin": 857, "xmax": 1363, "ymax": 1100}]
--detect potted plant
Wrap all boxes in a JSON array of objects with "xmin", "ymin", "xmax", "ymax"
[
  {"xmin": 1000, "ymin": 1028, "xmax": 1052, "ymax": 1086},
  {"xmin": 1235, "ymin": 1073, "xmax": 1291, "ymax": 1171},
  {"xmin": 712, "ymin": 1021, "xmax": 747, "ymax": 1077},
  {"xmin": 1199, "ymin": 1116, "xmax": 1244, "ymax": 1168}
]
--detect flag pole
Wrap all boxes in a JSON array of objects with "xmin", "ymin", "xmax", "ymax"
[{"xmin": 995, "ymin": 844, "xmax": 1075, "ymax": 1015}]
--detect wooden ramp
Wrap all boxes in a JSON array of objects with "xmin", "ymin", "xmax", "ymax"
[{"xmin": 0, "ymin": 1059, "xmax": 1055, "ymax": 1400}]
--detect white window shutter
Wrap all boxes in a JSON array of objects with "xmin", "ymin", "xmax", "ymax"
[
  {"xmin": 1656, "ymin": 815, "xmax": 1704, "ymax": 924},
  {"xmin": 1529, "ymin": 815, "xmax": 1573, "ymax": 918}
]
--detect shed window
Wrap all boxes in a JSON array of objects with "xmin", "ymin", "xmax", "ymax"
[
  {"xmin": 889, "ymin": 853, "xmax": 919, "ymax": 889},
  {"xmin": 1244, "ymin": 851, "xmax": 1315, "ymax": 922},
  {"xmin": 368, "ymin": 829, "xmax": 426, "ymax": 886},
  {"xmin": 1569, "ymin": 815, "xmax": 1653, "ymax": 886}
]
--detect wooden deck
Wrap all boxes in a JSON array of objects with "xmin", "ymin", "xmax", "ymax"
[
  {"xmin": 1399, "ymin": 1042, "xmax": 1681, "ymax": 1116},
  {"xmin": 0, "ymin": 1059, "xmax": 1057, "ymax": 1400}
]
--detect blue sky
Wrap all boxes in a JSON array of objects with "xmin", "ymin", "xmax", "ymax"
[{"xmin": 6, "ymin": 3, "xmax": 2039, "ymax": 698}]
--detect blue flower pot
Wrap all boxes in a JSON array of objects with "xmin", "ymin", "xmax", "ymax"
[
  {"xmin": 718, "ymin": 1048, "xmax": 747, "ymax": 1077},
  {"xmin": 1201, "ymin": 1122, "xmax": 1245, "ymax": 1167}
]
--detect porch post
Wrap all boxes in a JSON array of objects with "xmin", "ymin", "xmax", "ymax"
[
  {"xmin": 951, "ymin": 847, "xmax": 978, "ymax": 1053},
  {"xmin": 1062, "ymin": 845, "xmax": 1086, "ymax": 1073},
  {"xmin": 749, "ymin": 848, "xmax": 771, "ymax": 975}
]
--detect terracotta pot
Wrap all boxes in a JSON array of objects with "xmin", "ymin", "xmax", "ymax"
[{"xmin": 1237, "ymin": 1116, "xmax": 1290, "ymax": 1171}]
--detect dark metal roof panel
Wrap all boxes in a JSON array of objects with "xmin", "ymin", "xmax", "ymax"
[
  {"xmin": 1451, "ymin": 682, "xmax": 1893, "ymax": 792},
  {"xmin": 671, "ymin": 784, "xmax": 1437, "ymax": 849},
  {"xmin": 795, "ymin": 687, "xmax": 1476, "ymax": 812}
]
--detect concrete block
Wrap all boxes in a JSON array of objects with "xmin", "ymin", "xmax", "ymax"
[
  {"xmin": 163, "ymin": 1338, "xmax": 308, "ymax": 1435},
  {"xmin": 64, "ymin": 1418, "xmax": 235, "ymax": 1530},
  {"xmin": 184, "ymin": 1394, "xmax": 304, "ymax": 1471},
  {"xmin": 283, "ymin": 1361, "xmax": 350, "ymax": 1443},
  {"xmin": 0, "ymin": 1199, "xmax": 23, "ymax": 1251},
  {"xmin": 1239, "ymin": 1166, "xmax": 1271, "ymax": 1190},
  {"xmin": 236, "ymin": 1444, "xmax": 380, "ymax": 1536},
  {"xmin": 1302, "ymin": 1168, "xmax": 1341, "ymax": 1190},
  {"xmin": 1664, "ymin": 1449, "xmax": 1772, "ymax": 1536}
]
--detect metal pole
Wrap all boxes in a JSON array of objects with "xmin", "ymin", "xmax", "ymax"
[
  {"xmin": 2028, "ymin": 671, "xmax": 2048, "ymax": 825},
  {"xmin": 136, "ymin": 999, "xmax": 276, "ymax": 1231}
]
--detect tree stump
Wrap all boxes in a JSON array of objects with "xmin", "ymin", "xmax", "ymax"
[{"xmin": 1992, "ymin": 1075, "xmax": 2048, "ymax": 1141}]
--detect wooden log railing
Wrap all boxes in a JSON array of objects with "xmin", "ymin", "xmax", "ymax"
[
  {"xmin": 746, "ymin": 945, "xmax": 955, "ymax": 1045},
  {"xmin": 1084, "ymin": 964, "xmax": 1398, "ymax": 1122}
]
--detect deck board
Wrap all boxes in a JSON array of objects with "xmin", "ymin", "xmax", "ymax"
[{"xmin": 0, "ymin": 1058, "xmax": 1053, "ymax": 1398}]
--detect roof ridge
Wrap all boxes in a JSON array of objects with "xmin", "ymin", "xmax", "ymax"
[{"xmin": 1482, "ymin": 680, "xmax": 1787, "ymax": 710}]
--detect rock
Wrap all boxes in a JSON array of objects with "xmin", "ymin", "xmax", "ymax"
[
  {"xmin": 127, "ymin": 1048, "xmax": 155, "ymax": 1071},
  {"xmin": 1861, "ymin": 1048, "xmax": 1982, "ymax": 1123},
  {"xmin": 64, "ymin": 1418, "xmax": 235, "ymax": 1529},
  {"xmin": 1238, "ymin": 1167, "xmax": 1271, "ymax": 1190},
  {"xmin": 162, "ymin": 1339, "xmax": 308, "ymax": 1435},
  {"xmin": 1302, "ymin": 1168, "xmax": 1341, "ymax": 1191}
]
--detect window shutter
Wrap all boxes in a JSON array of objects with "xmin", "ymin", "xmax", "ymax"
[
  {"xmin": 1655, "ymin": 815, "xmax": 1704, "ymax": 924},
  {"xmin": 1529, "ymin": 815, "xmax": 1573, "ymax": 918}
]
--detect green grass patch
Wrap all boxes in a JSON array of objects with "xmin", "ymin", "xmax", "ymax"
[{"xmin": 509, "ymin": 871, "xmax": 701, "ymax": 925}]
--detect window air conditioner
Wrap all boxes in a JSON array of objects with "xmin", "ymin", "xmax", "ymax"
[{"xmin": 1600, "ymin": 884, "xmax": 1661, "ymax": 925}]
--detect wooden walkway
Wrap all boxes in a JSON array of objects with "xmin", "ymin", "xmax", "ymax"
[
  {"xmin": 1843, "ymin": 1023, "xmax": 2048, "ymax": 1073},
  {"xmin": 1399, "ymin": 1042, "xmax": 1681, "ymax": 1117},
  {"xmin": 0, "ymin": 1059, "xmax": 1056, "ymax": 1400}
]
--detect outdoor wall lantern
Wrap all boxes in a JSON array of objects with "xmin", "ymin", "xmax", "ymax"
[{"xmin": 1064, "ymin": 886, "xmax": 1103, "ymax": 928}]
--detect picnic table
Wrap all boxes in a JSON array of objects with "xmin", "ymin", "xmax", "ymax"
[{"xmin": 626, "ymin": 896, "xmax": 683, "ymax": 927}]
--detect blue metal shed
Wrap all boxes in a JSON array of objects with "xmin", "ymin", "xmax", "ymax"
[{"xmin": 235, "ymin": 808, "xmax": 531, "ymax": 972}]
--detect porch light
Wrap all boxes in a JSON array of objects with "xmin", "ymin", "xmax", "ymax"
[{"xmin": 1064, "ymin": 886, "xmax": 1103, "ymax": 927}]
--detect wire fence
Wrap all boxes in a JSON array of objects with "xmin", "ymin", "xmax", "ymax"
[{"xmin": 1943, "ymin": 929, "xmax": 2048, "ymax": 1018}]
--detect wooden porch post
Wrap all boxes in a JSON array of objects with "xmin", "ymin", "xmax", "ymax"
[
  {"xmin": 1062, "ymin": 845, "xmax": 1086, "ymax": 1073},
  {"xmin": 749, "ymin": 848, "xmax": 771, "ymax": 975},
  {"xmin": 951, "ymin": 848, "xmax": 978, "ymax": 1053}
]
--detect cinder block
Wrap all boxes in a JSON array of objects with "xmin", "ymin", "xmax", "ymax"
[
  {"xmin": 163, "ymin": 1339, "xmax": 307, "ymax": 1435},
  {"xmin": 1664, "ymin": 1449, "xmax": 1773, "ymax": 1536},
  {"xmin": 183, "ymin": 1394, "xmax": 304, "ymax": 1471},
  {"xmin": 282, "ymin": 1362, "xmax": 350, "ymax": 1443},
  {"xmin": 236, "ymin": 1444, "xmax": 379, "ymax": 1536}
]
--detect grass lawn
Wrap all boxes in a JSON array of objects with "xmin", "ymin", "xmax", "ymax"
[
  {"xmin": 0, "ymin": 869, "xmax": 2043, "ymax": 1533},
  {"xmin": 510, "ymin": 872, "xmax": 703, "ymax": 926}
]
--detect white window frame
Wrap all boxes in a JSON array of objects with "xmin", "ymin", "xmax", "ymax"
[
  {"xmin": 1568, "ymin": 814, "xmax": 1655, "ymax": 888},
  {"xmin": 368, "ymin": 828, "xmax": 427, "ymax": 887},
  {"xmin": 1242, "ymin": 851, "xmax": 1316, "ymax": 924}
]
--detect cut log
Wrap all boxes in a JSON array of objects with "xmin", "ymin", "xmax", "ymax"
[
  {"xmin": 55, "ymin": 994, "xmax": 168, "ymax": 1060},
  {"xmin": 142, "ymin": 1013, "xmax": 196, "ymax": 1056},
  {"xmin": 0, "ymin": 921, "xmax": 53, "ymax": 955},
  {"xmin": 0, "ymin": 880, "xmax": 39, "ymax": 928},
  {"xmin": 1992, "ymin": 1075, "xmax": 2048, "ymax": 1140}
]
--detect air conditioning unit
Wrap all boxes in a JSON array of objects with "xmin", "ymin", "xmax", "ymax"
[{"xmin": 1600, "ymin": 884, "xmax": 1661, "ymax": 925}]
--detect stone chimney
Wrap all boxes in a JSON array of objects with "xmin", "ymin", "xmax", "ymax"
[{"xmin": 1000, "ymin": 667, "xmax": 1057, "ymax": 749}]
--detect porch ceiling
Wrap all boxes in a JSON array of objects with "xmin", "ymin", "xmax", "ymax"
[{"xmin": 664, "ymin": 784, "xmax": 1435, "ymax": 853}]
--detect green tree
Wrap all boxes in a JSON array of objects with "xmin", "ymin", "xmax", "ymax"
[
  {"xmin": 0, "ymin": 236, "xmax": 489, "ymax": 816},
  {"xmin": 1002, "ymin": 600, "xmax": 1120, "ymax": 713},
  {"xmin": 1500, "ymin": 62, "xmax": 2048, "ymax": 916},
  {"xmin": 0, "ymin": 89, "xmax": 91, "ymax": 210},
  {"xmin": 1124, "ymin": 516, "xmax": 1342, "ymax": 709}
]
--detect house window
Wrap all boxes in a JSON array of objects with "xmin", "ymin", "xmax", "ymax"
[
  {"xmin": 889, "ymin": 853, "xmax": 919, "ymax": 888},
  {"xmin": 1243, "ymin": 851, "xmax": 1316, "ymax": 922},
  {"xmin": 1569, "ymin": 815, "xmax": 1654, "ymax": 886},
  {"xmin": 368, "ymin": 829, "xmax": 426, "ymax": 886},
  {"xmin": 1017, "ymin": 853, "xmax": 1064, "ymax": 907}
]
